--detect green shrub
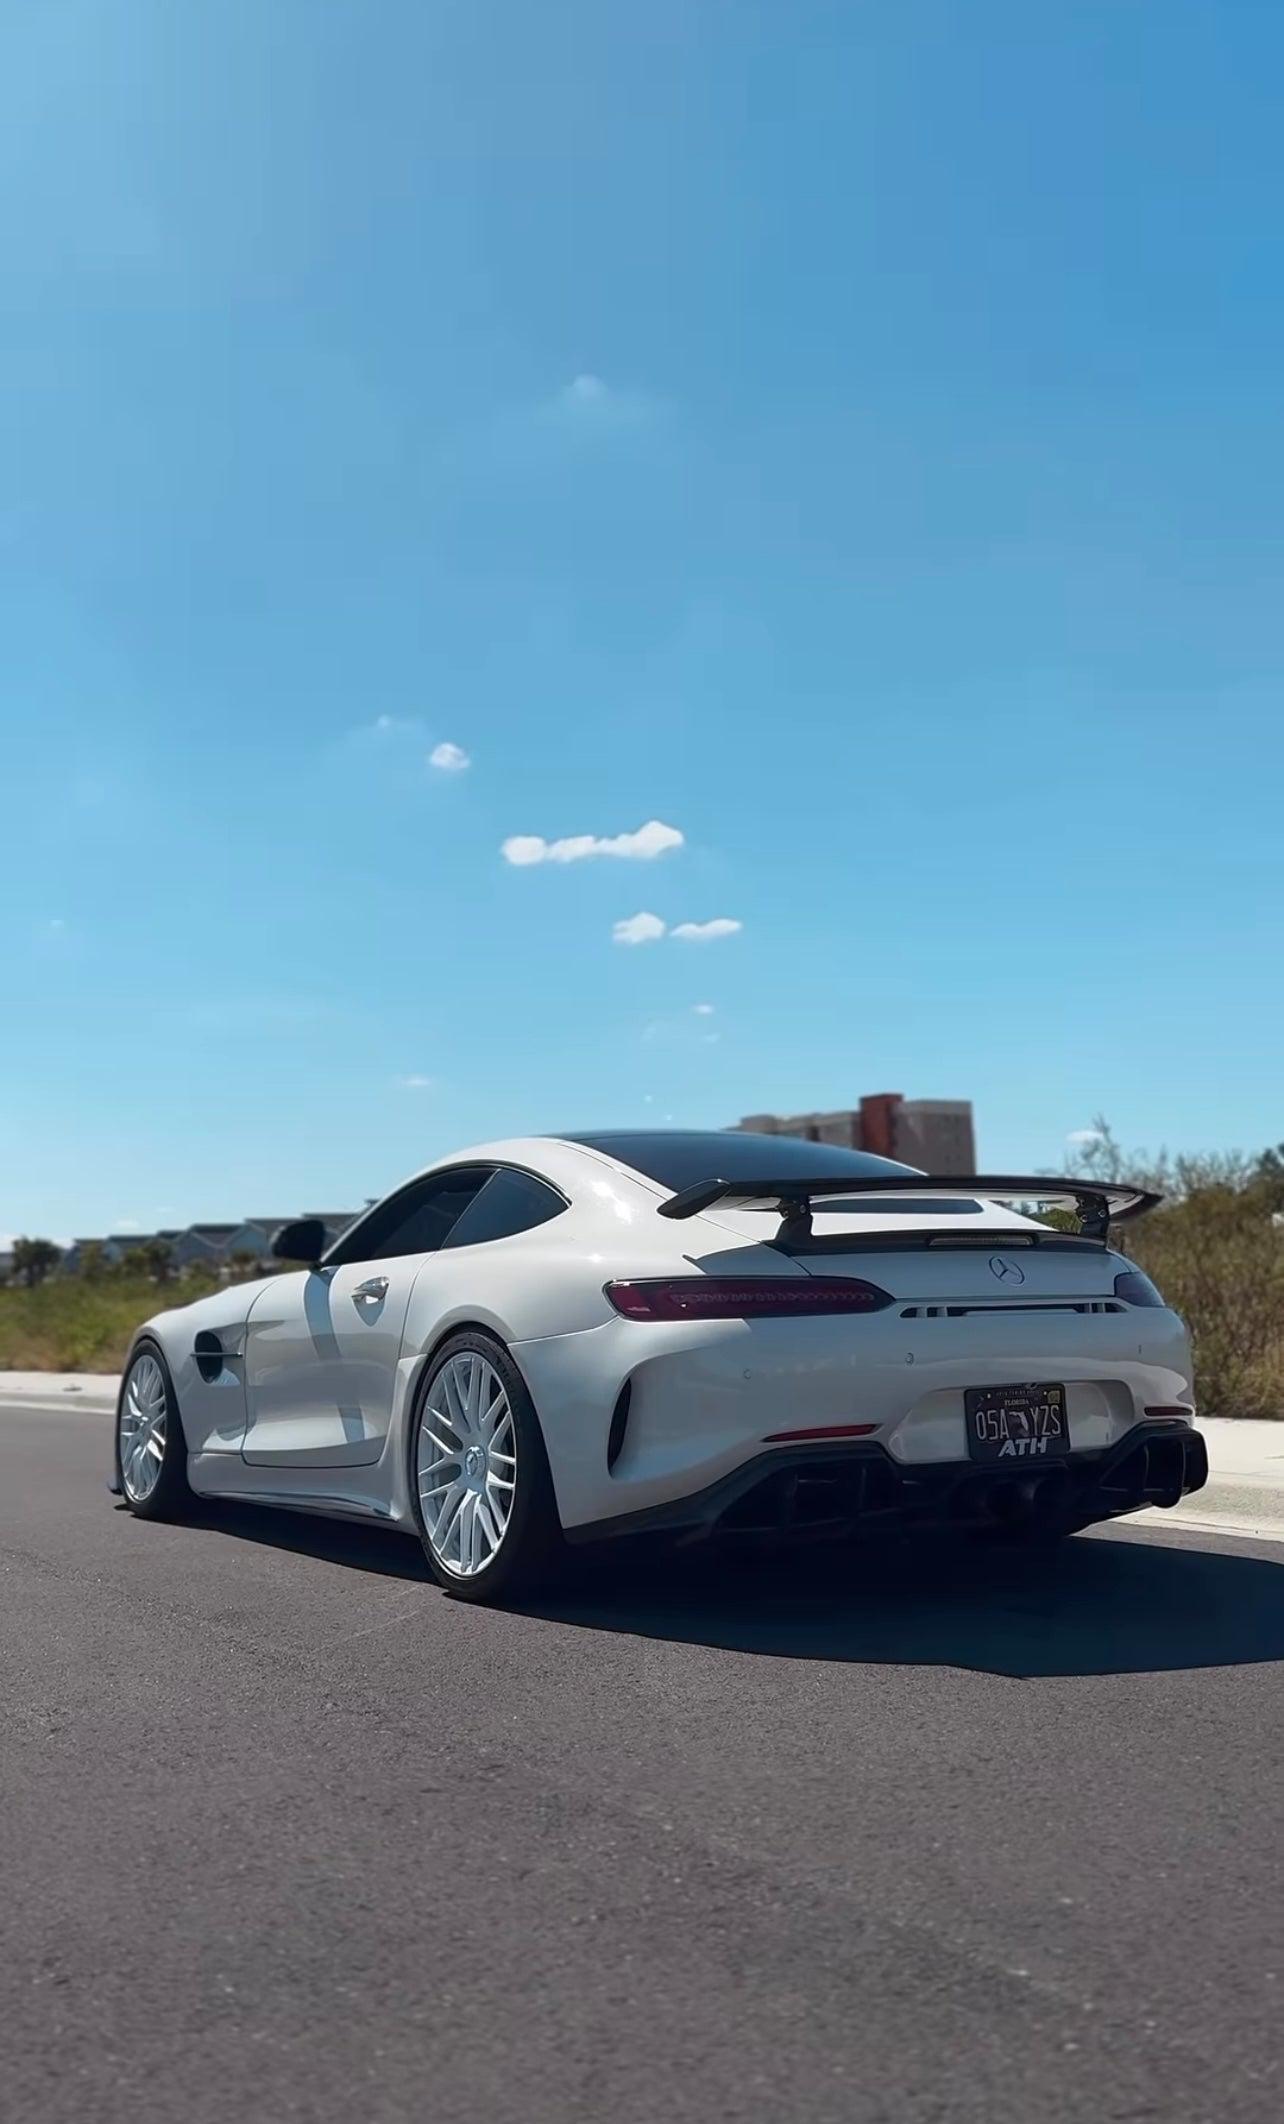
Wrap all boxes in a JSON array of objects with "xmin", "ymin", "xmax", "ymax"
[{"xmin": 1070, "ymin": 1120, "xmax": 1284, "ymax": 1419}]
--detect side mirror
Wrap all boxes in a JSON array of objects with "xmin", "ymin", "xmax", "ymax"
[{"xmin": 271, "ymin": 1217, "xmax": 328, "ymax": 1267}]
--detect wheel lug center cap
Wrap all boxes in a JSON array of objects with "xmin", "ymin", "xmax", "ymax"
[{"xmin": 465, "ymin": 1446, "xmax": 485, "ymax": 1479}]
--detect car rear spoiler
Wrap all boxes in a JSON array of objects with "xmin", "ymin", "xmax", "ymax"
[{"xmin": 655, "ymin": 1174, "xmax": 1163, "ymax": 1245}]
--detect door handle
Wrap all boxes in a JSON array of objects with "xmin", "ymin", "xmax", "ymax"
[{"xmin": 352, "ymin": 1276, "xmax": 389, "ymax": 1303}]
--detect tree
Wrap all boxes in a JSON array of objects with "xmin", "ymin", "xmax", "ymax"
[
  {"xmin": 12, "ymin": 1237, "xmax": 62, "ymax": 1288},
  {"xmin": 78, "ymin": 1241, "xmax": 107, "ymax": 1282},
  {"xmin": 120, "ymin": 1239, "xmax": 176, "ymax": 1284},
  {"xmin": 1071, "ymin": 1121, "xmax": 1284, "ymax": 1416},
  {"xmin": 136, "ymin": 1237, "xmax": 175, "ymax": 1284}
]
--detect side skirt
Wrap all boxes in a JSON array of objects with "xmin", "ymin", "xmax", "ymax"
[{"xmin": 186, "ymin": 1452, "xmax": 415, "ymax": 1532}]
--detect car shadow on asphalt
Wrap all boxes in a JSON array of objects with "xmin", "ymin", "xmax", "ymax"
[
  {"xmin": 176, "ymin": 1498, "xmax": 434, "ymax": 1580},
  {"xmin": 516, "ymin": 1528, "xmax": 1284, "ymax": 1680},
  {"xmin": 187, "ymin": 1497, "xmax": 1284, "ymax": 1679}
]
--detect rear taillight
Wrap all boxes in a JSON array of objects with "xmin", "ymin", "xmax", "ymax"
[
  {"xmin": 1114, "ymin": 1269, "xmax": 1167, "ymax": 1308},
  {"xmin": 604, "ymin": 1277, "xmax": 894, "ymax": 1322}
]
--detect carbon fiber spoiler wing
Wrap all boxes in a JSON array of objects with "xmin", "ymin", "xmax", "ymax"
[{"xmin": 655, "ymin": 1173, "xmax": 1162, "ymax": 1244}]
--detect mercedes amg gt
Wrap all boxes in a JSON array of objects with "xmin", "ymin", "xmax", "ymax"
[{"xmin": 114, "ymin": 1130, "xmax": 1207, "ymax": 1599}]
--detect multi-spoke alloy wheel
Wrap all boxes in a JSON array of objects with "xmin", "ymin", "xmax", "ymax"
[
  {"xmin": 412, "ymin": 1333, "xmax": 561, "ymax": 1601},
  {"xmin": 417, "ymin": 1351, "xmax": 517, "ymax": 1577},
  {"xmin": 115, "ymin": 1343, "xmax": 189, "ymax": 1519},
  {"xmin": 119, "ymin": 1352, "xmax": 168, "ymax": 1503}
]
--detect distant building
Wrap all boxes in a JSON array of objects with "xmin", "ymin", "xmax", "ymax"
[{"xmin": 734, "ymin": 1092, "xmax": 976, "ymax": 1175}]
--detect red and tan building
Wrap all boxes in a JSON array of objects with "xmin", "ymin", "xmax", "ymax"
[{"xmin": 734, "ymin": 1093, "xmax": 976, "ymax": 1175}]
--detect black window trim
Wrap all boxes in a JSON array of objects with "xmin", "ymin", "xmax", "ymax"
[{"xmin": 323, "ymin": 1161, "xmax": 570, "ymax": 1269}]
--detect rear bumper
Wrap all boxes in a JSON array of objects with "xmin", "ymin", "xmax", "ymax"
[{"xmin": 563, "ymin": 1420, "xmax": 1208, "ymax": 1547}]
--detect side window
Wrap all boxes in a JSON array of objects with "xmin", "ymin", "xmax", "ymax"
[
  {"xmin": 442, "ymin": 1168, "xmax": 567, "ymax": 1250},
  {"xmin": 329, "ymin": 1169, "xmax": 492, "ymax": 1265}
]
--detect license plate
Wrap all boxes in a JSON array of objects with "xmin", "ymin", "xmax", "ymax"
[{"xmin": 964, "ymin": 1383, "xmax": 1070, "ymax": 1464}]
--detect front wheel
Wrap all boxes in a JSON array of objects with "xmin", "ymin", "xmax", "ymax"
[
  {"xmin": 410, "ymin": 1333, "xmax": 563, "ymax": 1602},
  {"xmin": 115, "ymin": 1342, "xmax": 192, "ymax": 1519}
]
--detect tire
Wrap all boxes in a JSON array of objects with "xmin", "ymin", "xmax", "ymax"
[
  {"xmin": 115, "ymin": 1340, "xmax": 192, "ymax": 1520},
  {"xmin": 409, "ymin": 1331, "xmax": 563, "ymax": 1603}
]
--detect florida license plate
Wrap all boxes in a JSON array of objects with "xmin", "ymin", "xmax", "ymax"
[{"xmin": 965, "ymin": 1383, "xmax": 1070, "ymax": 1464}]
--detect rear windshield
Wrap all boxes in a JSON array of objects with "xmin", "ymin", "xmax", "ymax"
[{"xmin": 563, "ymin": 1131, "xmax": 921, "ymax": 1191}]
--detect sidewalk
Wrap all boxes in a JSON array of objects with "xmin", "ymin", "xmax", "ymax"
[
  {"xmin": 0, "ymin": 1370, "xmax": 120, "ymax": 1414},
  {"xmin": 1, "ymin": 1374, "xmax": 1281, "ymax": 1542},
  {"xmin": 1133, "ymin": 1416, "xmax": 1284, "ymax": 1543}
]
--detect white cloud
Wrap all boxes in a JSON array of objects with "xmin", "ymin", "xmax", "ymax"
[
  {"xmin": 503, "ymin": 818, "xmax": 684, "ymax": 867},
  {"xmin": 113, "ymin": 1218, "xmax": 142, "ymax": 1232},
  {"xmin": 428, "ymin": 741, "xmax": 470, "ymax": 774},
  {"xmin": 564, "ymin": 373, "xmax": 610, "ymax": 407},
  {"xmin": 396, "ymin": 1074, "xmax": 434, "ymax": 1090},
  {"xmin": 613, "ymin": 911, "xmax": 667, "ymax": 947},
  {"xmin": 692, "ymin": 1002, "xmax": 715, "ymax": 1016},
  {"xmin": 671, "ymin": 918, "xmax": 743, "ymax": 943},
  {"xmin": 338, "ymin": 714, "xmax": 424, "ymax": 755},
  {"xmin": 1066, "ymin": 1128, "xmax": 1104, "ymax": 1148},
  {"xmin": 549, "ymin": 374, "xmax": 659, "ymax": 429}
]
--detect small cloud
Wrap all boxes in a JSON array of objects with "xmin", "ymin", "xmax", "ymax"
[
  {"xmin": 396, "ymin": 1074, "xmax": 434, "ymax": 1091},
  {"xmin": 548, "ymin": 374, "xmax": 660, "ymax": 429},
  {"xmin": 113, "ymin": 1218, "xmax": 142, "ymax": 1233},
  {"xmin": 613, "ymin": 911, "xmax": 667, "ymax": 947},
  {"xmin": 503, "ymin": 819, "xmax": 684, "ymax": 867},
  {"xmin": 428, "ymin": 741, "xmax": 470, "ymax": 774},
  {"xmin": 336, "ymin": 714, "xmax": 425, "ymax": 756},
  {"xmin": 1066, "ymin": 1128, "xmax": 1104, "ymax": 1148},
  {"xmin": 671, "ymin": 918, "xmax": 743, "ymax": 943},
  {"xmin": 565, "ymin": 373, "xmax": 609, "ymax": 407},
  {"xmin": 692, "ymin": 1002, "xmax": 715, "ymax": 1016}
]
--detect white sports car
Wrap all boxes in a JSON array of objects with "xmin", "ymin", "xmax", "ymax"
[{"xmin": 115, "ymin": 1130, "xmax": 1207, "ymax": 1600}]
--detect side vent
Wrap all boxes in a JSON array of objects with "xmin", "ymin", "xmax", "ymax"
[
  {"xmin": 607, "ymin": 1381, "xmax": 632, "ymax": 1474},
  {"xmin": 194, "ymin": 1330, "xmax": 234, "ymax": 1382}
]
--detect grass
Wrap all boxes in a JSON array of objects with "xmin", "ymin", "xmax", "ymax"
[{"xmin": 0, "ymin": 1275, "xmax": 219, "ymax": 1374}]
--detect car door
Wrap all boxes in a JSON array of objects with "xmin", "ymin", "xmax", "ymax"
[{"xmin": 241, "ymin": 1168, "xmax": 492, "ymax": 1467}]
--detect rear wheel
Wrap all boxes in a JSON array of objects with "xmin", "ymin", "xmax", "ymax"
[
  {"xmin": 115, "ymin": 1343, "xmax": 191, "ymax": 1519},
  {"xmin": 410, "ymin": 1332, "xmax": 563, "ymax": 1602}
]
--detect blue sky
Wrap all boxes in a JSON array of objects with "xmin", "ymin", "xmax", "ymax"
[{"xmin": 3, "ymin": 0, "xmax": 1282, "ymax": 1238}]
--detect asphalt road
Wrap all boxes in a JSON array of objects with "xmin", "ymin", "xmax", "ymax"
[{"xmin": 3, "ymin": 1405, "xmax": 1282, "ymax": 2123}]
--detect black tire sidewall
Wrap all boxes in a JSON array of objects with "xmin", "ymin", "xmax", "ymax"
[
  {"xmin": 409, "ymin": 1331, "xmax": 561, "ymax": 1601},
  {"xmin": 115, "ymin": 1338, "xmax": 191, "ymax": 1520}
]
